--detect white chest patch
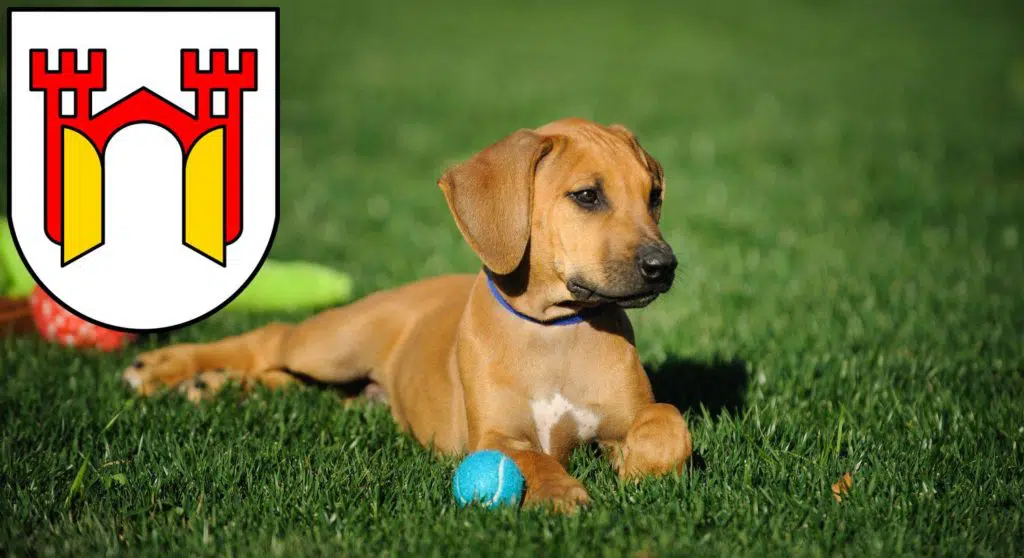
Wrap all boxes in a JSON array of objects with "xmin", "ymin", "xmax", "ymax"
[{"xmin": 529, "ymin": 392, "xmax": 601, "ymax": 455}]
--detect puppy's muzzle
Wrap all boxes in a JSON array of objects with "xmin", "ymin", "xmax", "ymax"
[
  {"xmin": 636, "ymin": 243, "xmax": 677, "ymax": 286},
  {"xmin": 565, "ymin": 242, "xmax": 677, "ymax": 309}
]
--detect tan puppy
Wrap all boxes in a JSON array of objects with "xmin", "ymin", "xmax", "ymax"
[{"xmin": 122, "ymin": 118, "xmax": 693, "ymax": 511}]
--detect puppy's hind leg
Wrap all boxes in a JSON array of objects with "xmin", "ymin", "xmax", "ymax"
[
  {"xmin": 123, "ymin": 300, "xmax": 402, "ymax": 399},
  {"xmin": 122, "ymin": 322, "xmax": 293, "ymax": 396}
]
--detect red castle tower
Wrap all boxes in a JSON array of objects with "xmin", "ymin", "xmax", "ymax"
[{"xmin": 29, "ymin": 48, "xmax": 258, "ymax": 265}]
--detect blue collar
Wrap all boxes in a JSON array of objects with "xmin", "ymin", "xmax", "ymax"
[{"xmin": 486, "ymin": 274, "xmax": 592, "ymax": 326}]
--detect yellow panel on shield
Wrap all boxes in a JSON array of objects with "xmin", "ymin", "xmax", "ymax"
[
  {"xmin": 184, "ymin": 128, "xmax": 225, "ymax": 264},
  {"xmin": 62, "ymin": 128, "xmax": 103, "ymax": 264}
]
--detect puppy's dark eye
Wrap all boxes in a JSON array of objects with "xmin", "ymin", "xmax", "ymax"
[
  {"xmin": 569, "ymin": 188, "xmax": 602, "ymax": 209},
  {"xmin": 649, "ymin": 187, "xmax": 663, "ymax": 209}
]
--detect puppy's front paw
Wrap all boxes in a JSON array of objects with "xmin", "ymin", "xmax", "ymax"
[
  {"xmin": 620, "ymin": 403, "xmax": 693, "ymax": 479},
  {"xmin": 122, "ymin": 346, "xmax": 197, "ymax": 396},
  {"xmin": 524, "ymin": 476, "xmax": 591, "ymax": 513}
]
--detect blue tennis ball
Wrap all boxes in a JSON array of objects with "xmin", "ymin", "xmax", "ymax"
[{"xmin": 453, "ymin": 450, "xmax": 525, "ymax": 508}]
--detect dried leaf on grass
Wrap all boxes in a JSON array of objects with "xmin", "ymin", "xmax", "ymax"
[{"xmin": 832, "ymin": 472, "xmax": 854, "ymax": 503}]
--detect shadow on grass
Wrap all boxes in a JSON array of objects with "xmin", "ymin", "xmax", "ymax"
[
  {"xmin": 642, "ymin": 355, "xmax": 748, "ymax": 472},
  {"xmin": 644, "ymin": 355, "xmax": 749, "ymax": 420}
]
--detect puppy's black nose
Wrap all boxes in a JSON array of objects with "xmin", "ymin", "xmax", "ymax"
[{"xmin": 637, "ymin": 244, "xmax": 677, "ymax": 283}]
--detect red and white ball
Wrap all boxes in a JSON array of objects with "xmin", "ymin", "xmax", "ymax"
[{"xmin": 29, "ymin": 287, "xmax": 135, "ymax": 351}]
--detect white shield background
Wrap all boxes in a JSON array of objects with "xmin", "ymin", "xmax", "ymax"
[{"xmin": 9, "ymin": 10, "xmax": 278, "ymax": 330}]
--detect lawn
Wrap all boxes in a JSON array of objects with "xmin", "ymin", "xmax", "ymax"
[{"xmin": 2, "ymin": 0, "xmax": 1023, "ymax": 556}]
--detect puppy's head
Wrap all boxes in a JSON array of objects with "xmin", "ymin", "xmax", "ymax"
[{"xmin": 439, "ymin": 118, "xmax": 675, "ymax": 310}]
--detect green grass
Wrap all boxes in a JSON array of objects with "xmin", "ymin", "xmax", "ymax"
[{"xmin": 3, "ymin": 0, "xmax": 1024, "ymax": 555}]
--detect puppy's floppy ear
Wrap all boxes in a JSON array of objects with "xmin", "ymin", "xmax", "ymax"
[
  {"xmin": 438, "ymin": 129, "xmax": 558, "ymax": 275},
  {"xmin": 609, "ymin": 123, "xmax": 665, "ymax": 198}
]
